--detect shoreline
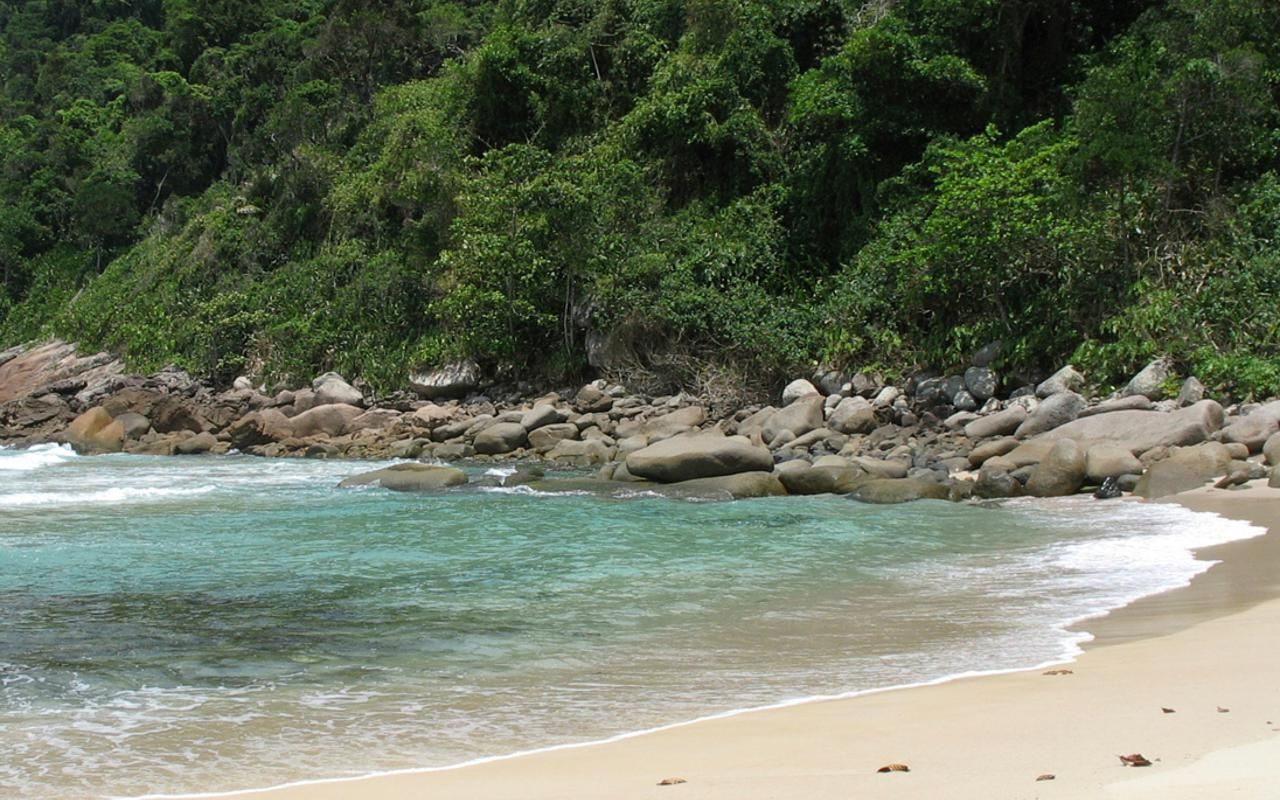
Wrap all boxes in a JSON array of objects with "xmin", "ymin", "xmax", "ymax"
[{"xmin": 170, "ymin": 480, "xmax": 1280, "ymax": 800}]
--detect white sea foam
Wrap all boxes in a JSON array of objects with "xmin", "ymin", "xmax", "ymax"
[
  {"xmin": 0, "ymin": 443, "xmax": 78, "ymax": 471},
  {"xmin": 0, "ymin": 485, "xmax": 215, "ymax": 509}
]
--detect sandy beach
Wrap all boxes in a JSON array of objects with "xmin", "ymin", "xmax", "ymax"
[{"xmin": 188, "ymin": 481, "xmax": 1280, "ymax": 800}]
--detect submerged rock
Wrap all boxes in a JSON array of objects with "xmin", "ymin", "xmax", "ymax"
[{"xmin": 338, "ymin": 463, "xmax": 468, "ymax": 492}]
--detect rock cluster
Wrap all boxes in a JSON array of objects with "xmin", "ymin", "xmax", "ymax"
[{"xmin": 3, "ymin": 341, "xmax": 1277, "ymax": 503}]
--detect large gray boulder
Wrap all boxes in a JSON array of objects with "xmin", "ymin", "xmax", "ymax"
[
  {"xmin": 312, "ymin": 371, "xmax": 363, "ymax": 406},
  {"xmin": 849, "ymin": 478, "xmax": 949, "ymax": 504},
  {"xmin": 1134, "ymin": 443, "xmax": 1233, "ymax": 499},
  {"xmin": 290, "ymin": 403, "xmax": 364, "ymax": 438},
  {"xmin": 409, "ymin": 360, "xmax": 481, "ymax": 399},
  {"xmin": 781, "ymin": 378, "xmax": 820, "ymax": 405},
  {"xmin": 1218, "ymin": 401, "xmax": 1280, "ymax": 452},
  {"xmin": 968, "ymin": 437, "xmax": 1019, "ymax": 467},
  {"xmin": 338, "ymin": 463, "xmax": 468, "ymax": 492},
  {"xmin": 827, "ymin": 396, "xmax": 876, "ymax": 435},
  {"xmin": 735, "ymin": 405, "xmax": 777, "ymax": 440},
  {"xmin": 762, "ymin": 394, "xmax": 825, "ymax": 443},
  {"xmin": 1078, "ymin": 394, "xmax": 1152, "ymax": 417},
  {"xmin": 227, "ymin": 408, "xmax": 293, "ymax": 450},
  {"xmin": 777, "ymin": 464, "xmax": 870, "ymax": 495},
  {"xmin": 545, "ymin": 438, "xmax": 615, "ymax": 465},
  {"xmin": 1264, "ymin": 431, "xmax": 1280, "ymax": 466},
  {"xmin": 665, "ymin": 472, "xmax": 788, "ymax": 500},
  {"xmin": 528, "ymin": 422, "xmax": 579, "ymax": 451},
  {"xmin": 1025, "ymin": 439, "xmax": 1086, "ymax": 497},
  {"xmin": 616, "ymin": 406, "xmax": 706, "ymax": 441},
  {"xmin": 1123, "ymin": 358, "xmax": 1172, "ymax": 399},
  {"xmin": 626, "ymin": 432, "xmax": 773, "ymax": 483},
  {"xmin": 1016, "ymin": 391, "xmax": 1086, "ymax": 438},
  {"xmin": 1038, "ymin": 400, "xmax": 1224, "ymax": 454},
  {"xmin": 520, "ymin": 403, "xmax": 566, "ymax": 431},
  {"xmin": 1036, "ymin": 365, "xmax": 1084, "ymax": 398},
  {"xmin": 964, "ymin": 367, "xmax": 997, "ymax": 401},
  {"xmin": 1085, "ymin": 443, "xmax": 1145, "ymax": 482},
  {"xmin": 473, "ymin": 422, "xmax": 529, "ymax": 455},
  {"xmin": 964, "ymin": 405, "xmax": 1028, "ymax": 440}
]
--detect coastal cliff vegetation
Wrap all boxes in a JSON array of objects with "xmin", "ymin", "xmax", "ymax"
[{"xmin": 0, "ymin": 0, "xmax": 1277, "ymax": 395}]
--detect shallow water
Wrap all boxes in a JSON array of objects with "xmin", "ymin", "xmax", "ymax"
[{"xmin": 0, "ymin": 444, "xmax": 1262, "ymax": 798}]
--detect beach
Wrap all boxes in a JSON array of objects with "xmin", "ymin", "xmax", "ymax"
[{"xmin": 196, "ymin": 481, "xmax": 1280, "ymax": 800}]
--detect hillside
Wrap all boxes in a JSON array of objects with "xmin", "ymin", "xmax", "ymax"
[{"xmin": 1, "ymin": 0, "xmax": 1277, "ymax": 398}]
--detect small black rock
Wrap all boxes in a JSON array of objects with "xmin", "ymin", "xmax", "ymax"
[{"xmin": 1093, "ymin": 476, "xmax": 1122, "ymax": 500}]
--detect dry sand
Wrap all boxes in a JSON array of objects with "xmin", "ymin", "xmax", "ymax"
[{"xmin": 199, "ymin": 481, "xmax": 1280, "ymax": 800}]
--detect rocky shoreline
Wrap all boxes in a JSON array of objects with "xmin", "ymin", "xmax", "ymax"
[{"xmin": 3, "ymin": 339, "xmax": 1279, "ymax": 502}]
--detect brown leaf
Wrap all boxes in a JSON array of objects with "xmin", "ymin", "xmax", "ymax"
[
  {"xmin": 1036, "ymin": 774, "xmax": 1056, "ymax": 782},
  {"xmin": 1042, "ymin": 669, "xmax": 1073, "ymax": 676},
  {"xmin": 1218, "ymin": 706, "xmax": 1230, "ymax": 713},
  {"xmin": 1161, "ymin": 707, "xmax": 1176, "ymax": 714},
  {"xmin": 877, "ymin": 763, "xmax": 910, "ymax": 773},
  {"xmin": 657, "ymin": 778, "xmax": 687, "ymax": 786},
  {"xmin": 1119, "ymin": 753, "xmax": 1152, "ymax": 767}
]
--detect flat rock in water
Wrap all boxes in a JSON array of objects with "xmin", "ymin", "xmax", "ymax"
[
  {"xmin": 338, "ymin": 463, "xmax": 468, "ymax": 492},
  {"xmin": 662, "ymin": 471, "xmax": 788, "ymax": 500},
  {"xmin": 849, "ymin": 478, "xmax": 949, "ymax": 504},
  {"xmin": 626, "ymin": 432, "xmax": 773, "ymax": 483}
]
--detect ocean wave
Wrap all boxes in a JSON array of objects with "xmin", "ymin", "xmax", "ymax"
[
  {"xmin": 0, "ymin": 485, "xmax": 215, "ymax": 509},
  {"xmin": 0, "ymin": 443, "xmax": 78, "ymax": 471}
]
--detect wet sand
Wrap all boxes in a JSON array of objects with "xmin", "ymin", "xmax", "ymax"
[{"xmin": 191, "ymin": 481, "xmax": 1280, "ymax": 800}]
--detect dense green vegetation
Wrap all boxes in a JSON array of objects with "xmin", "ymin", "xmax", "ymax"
[{"xmin": 1, "ymin": 0, "xmax": 1277, "ymax": 396}]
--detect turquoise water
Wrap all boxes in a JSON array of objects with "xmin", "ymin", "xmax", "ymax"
[{"xmin": 0, "ymin": 444, "xmax": 1262, "ymax": 799}]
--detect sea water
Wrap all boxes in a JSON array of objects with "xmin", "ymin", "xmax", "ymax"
[{"xmin": 0, "ymin": 444, "xmax": 1263, "ymax": 799}]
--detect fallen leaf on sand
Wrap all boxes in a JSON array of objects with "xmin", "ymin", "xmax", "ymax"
[
  {"xmin": 1218, "ymin": 706, "xmax": 1230, "ymax": 713},
  {"xmin": 1036, "ymin": 774, "xmax": 1056, "ymax": 782},
  {"xmin": 1042, "ymin": 669, "xmax": 1073, "ymax": 676},
  {"xmin": 1119, "ymin": 754, "xmax": 1152, "ymax": 767},
  {"xmin": 877, "ymin": 763, "xmax": 910, "ymax": 773},
  {"xmin": 657, "ymin": 778, "xmax": 687, "ymax": 786},
  {"xmin": 1161, "ymin": 707, "xmax": 1176, "ymax": 714}
]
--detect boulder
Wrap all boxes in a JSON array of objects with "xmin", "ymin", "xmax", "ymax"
[
  {"xmin": 952, "ymin": 390, "xmax": 979, "ymax": 412},
  {"xmin": 1218, "ymin": 401, "xmax": 1280, "ymax": 452},
  {"xmin": 1016, "ymin": 391, "xmax": 1086, "ymax": 438},
  {"xmin": 777, "ymin": 464, "xmax": 869, "ymax": 495},
  {"xmin": 963, "ymin": 405, "xmax": 1028, "ymax": 440},
  {"xmin": 1078, "ymin": 394, "xmax": 1153, "ymax": 417},
  {"xmin": 175, "ymin": 431, "xmax": 219, "ymax": 455},
  {"xmin": 338, "ymin": 463, "xmax": 468, "ymax": 492},
  {"xmin": 617, "ymin": 406, "xmax": 707, "ymax": 441},
  {"xmin": 473, "ymin": 422, "xmax": 529, "ymax": 455},
  {"xmin": 312, "ymin": 371, "xmax": 364, "ymax": 406},
  {"xmin": 968, "ymin": 437, "xmax": 1019, "ymax": 467},
  {"xmin": 545, "ymin": 438, "xmax": 615, "ymax": 466},
  {"xmin": 1085, "ymin": 443, "xmax": 1145, "ymax": 482},
  {"xmin": 626, "ymin": 432, "xmax": 773, "ymax": 483},
  {"xmin": 1175, "ymin": 377, "xmax": 1206, "ymax": 407},
  {"xmin": 1134, "ymin": 442, "xmax": 1233, "ymax": 499},
  {"xmin": 345, "ymin": 408, "xmax": 402, "ymax": 434},
  {"xmin": 114, "ymin": 412, "xmax": 151, "ymax": 439},
  {"xmin": 964, "ymin": 367, "xmax": 997, "ymax": 401},
  {"xmin": 227, "ymin": 409, "xmax": 293, "ymax": 450},
  {"xmin": 1264, "ymin": 432, "xmax": 1280, "ymax": 467},
  {"xmin": 849, "ymin": 478, "xmax": 949, "ymax": 504},
  {"xmin": 573, "ymin": 384, "xmax": 614, "ymax": 413},
  {"xmin": 828, "ymin": 396, "xmax": 876, "ymax": 435},
  {"xmin": 290, "ymin": 403, "xmax": 364, "ymax": 439},
  {"xmin": 408, "ymin": 360, "xmax": 481, "ymax": 399},
  {"xmin": 1026, "ymin": 439, "xmax": 1087, "ymax": 497},
  {"xmin": 814, "ymin": 370, "xmax": 848, "ymax": 396},
  {"xmin": 1003, "ymin": 438, "xmax": 1057, "ymax": 468},
  {"xmin": 520, "ymin": 403, "xmax": 567, "ymax": 431},
  {"xmin": 1039, "ymin": 400, "xmax": 1225, "ymax": 454},
  {"xmin": 666, "ymin": 472, "xmax": 788, "ymax": 500},
  {"xmin": 972, "ymin": 340, "xmax": 1004, "ymax": 368},
  {"xmin": 63, "ymin": 406, "xmax": 124, "ymax": 453},
  {"xmin": 150, "ymin": 396, "xmax": 208, "ymax": 433},
  {"xmin": 528, "ymin": 422, "xmax": 579, "ymax": 451},
  {"xmin": 762, "ymin": 394, "xmax": 825, "ymax": 443},
  {"xmin": 735, "ymin": 406, "xmax": 777, "ymax": 440},
  {"xmin": 872, "ymin": 386, "xmax": 900, "ymax": 408},
  {"xmin": 781, "ymin": 378, "xmax": 820, "ymax": 405},
  {"xmin": 1123, "ymin": 358, "xmax": 1172, "ymax": 399},
  {"xmin": 845, "ymin": 456, "xmax": 910, "ymax": 479},
  {"xmin": 974, "ymin": 465, "xmax": 1023, "ymax": 499},
  {"xmin": 1036, "ymin": 365, "xmax": 1084, "ymax": 398}
]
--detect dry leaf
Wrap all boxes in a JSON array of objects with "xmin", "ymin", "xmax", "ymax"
[
  {"xmin": 1042, "ymin": 669, "xmax": 1073, "ymax": 676},
  {"xmin": 1218, "ymin": 706, "xmax": 1230, "ymax": 713},
  {"xmin": 1119, "ymin": 753, "xmax": 1152, "ymax": 767},
  {"xmin": 1036, "ymin": 774, "xmax": 1056, "ymax": 782},
  {"xmin": 1161, "ymin": 707, "xmax": 1176, "ymax": 714},
  {"xmin": 877, "ymin": 763, "xmax": 910, "ymax": 773},
  {"xmin": 657, "ymin": 778, "xmax": 687, "ymax": 786}
]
